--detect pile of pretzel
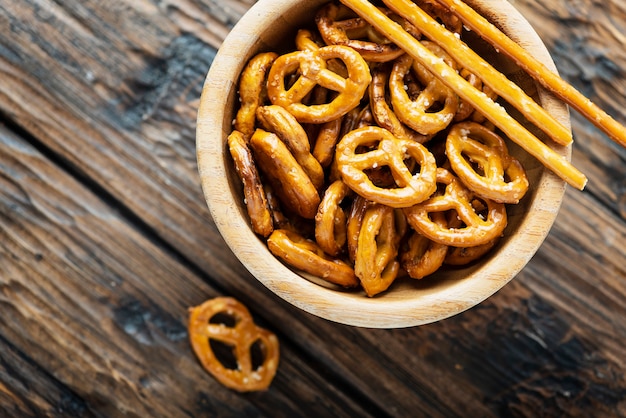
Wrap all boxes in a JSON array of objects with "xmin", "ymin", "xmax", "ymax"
[{"xmin": 226, "ymin": 0, "xmax": 620, "ymax": 297}]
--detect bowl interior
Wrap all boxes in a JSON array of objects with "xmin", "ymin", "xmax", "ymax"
[{"xmin": 196, "ymin": 0, "xmax": 570, "ymax": 328}]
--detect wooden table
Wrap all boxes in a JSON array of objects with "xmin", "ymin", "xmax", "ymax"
[{"xmin": 1, "ymin": 0, "xmax": 624, "ymax": 416}]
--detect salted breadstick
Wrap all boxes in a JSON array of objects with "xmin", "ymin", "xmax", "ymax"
[
  {"xmin": 435, "ymin": 0, "xmax": 626, "ymax": 150},
  {"xmin": 339, "ymin": 0, "xmax": 587, "ymax": 189},
  {"xmin": 381, "ymin": 0, "xmax": 572, "ymax": 146}
]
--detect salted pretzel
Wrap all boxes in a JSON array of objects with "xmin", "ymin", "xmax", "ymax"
[
  {"xmin": 234, "ymin": 52, "xmax": 278, "ymax": 139},
  {"xmin": 369, "ymin": 63, "xmax": 430, "ymax": 143},
  {"xmin": 446, "ymin": 121, "xmax": 529, "ymax": 204},
  {"xmin": 346, "ymin": 194, "xmax": 372, "ymax": 263},
  {"xmin": 389, "ymin": 44, "xmax": 459, "ymax": 135},
  {"xmin": 354, "ymin": 204, "xmax": 401, "ymax": 296},
  {"xmin": 315, "ymin": 180, "xmax": 351, "ymax": 256},
  {"xmin": 335, "ymin": 125, "xmax": 437, "ymax": 208},
  {"xmin": 403, "ymin": 167, "xmax": 508, "ymax": 247},
  {"xmin": 313, "ymin": 117, "xmax": 343, "ymax": 168},
  {"xmin": 400, "ymin": 212, "xmax": 448, "ymax": 279},
  {"xmin": 256, "ymin": 105, "xmax": 325, "ymax": 190},
  {"xmin": 188, "ymin": 297, "xmax": 279, "ymax": 392},
  {"xmin": 315, "ymin": 3, "xmax": 406, "ymax": 62},
  {"xmin": 267, "ymin": 229, "xmax": 359, "ymax": 287},
  {"xmin": 266, "ymin": 44, "xmax": 371, "ymax": 124},
  {"xmin": 227, "ymin": 130, "xmax": 273, "ymax": 237},
  {"xmin": 249, "ymin": 129, "xmax": 320, "ymax": 219}
]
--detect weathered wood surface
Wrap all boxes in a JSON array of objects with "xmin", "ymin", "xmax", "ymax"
[{"xmin": 0, "ymin": 0, "xmax": 624, "ymax": 417}]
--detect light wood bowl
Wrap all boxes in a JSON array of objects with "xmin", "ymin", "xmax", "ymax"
[{"xmin": 196, "ymin": 0, "xmax": 570, "ymax": 328}]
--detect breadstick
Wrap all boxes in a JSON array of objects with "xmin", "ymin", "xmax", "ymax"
[
  {"xmin": 381, "ymin": 0, "xmax": 572, "ymax": 147},
  {"xmin": 339, "ymin": 0, "xmax": 587, "ymax": 190},
  {"xmin": 434, "ymin": 0, "xmax": 626, "ymax": 150}
]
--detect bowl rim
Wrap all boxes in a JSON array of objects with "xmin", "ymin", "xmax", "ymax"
[{"xmin": 196, "ymin": 0, "xmax": 570, "ymax": 328}]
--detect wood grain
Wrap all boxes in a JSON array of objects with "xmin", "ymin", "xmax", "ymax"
[{"xmin": 0, "ymin": 0, "xmax": 625, "ymax": 416}]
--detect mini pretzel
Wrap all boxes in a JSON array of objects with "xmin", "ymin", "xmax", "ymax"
[
  {"xmin": 389, "ymin": 45, "xmax": 459, "ymax": 135},
  {"xmin": 227, "ymin": 130, "xmax": 273, "ymax": 237},
  {"xmin": 249, "ymin": 129, "xmax": 320, "ymax": 219},
  {"xmin": 188, "ymin": 297, "xmax": 279, "ymax": 392},
  {"xmin": 400, "ymin": 212, "xmax": 448, "ymax": 279},
  {"xmin": 313, "ymin": 117, "xmax": 343, "ymax": 168},
  {"xmin": 354, "ymin": 204, "xmax": 401, "ymax": 296},
  {"xmin": 369, "ymin": 63, "xmax": 430, "ymax": 143},
  {"xmin": 256, "ymin": 105, "xmax": 325, "ymax": 190},
  {"xmin": 446, "ymin": 121, "xmax": 529, "ymax": 204},
  {"xmin": 234, "ymin": 52, "xmax": 278, "ymax": 139},
  {"xmin": 315, "ymin": 180, "xmax": 351, "ymax": 256},
  {"xmin": 267, "ymin": 44, "xmax": 371, "ymax": 124},
  {"xmin": 267, "ymin": 229, "xmax": 359, "ymax": 287},
  {"xmin": 403, "ymin": 167, "xmax": 508, "ymax": 247},
  {"xmin": 315, "ymin": 3, "xmax": 405, "ymax": 62},
  {"xmin": 335, "ymin": 125, "xmax": 437, "ymax": 208},
  {"xmin": 346, "ymin": 194, "xmax": 373, "ymax": 263}
]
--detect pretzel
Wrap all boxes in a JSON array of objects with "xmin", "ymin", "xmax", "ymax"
[
  {"xmin": 266, "ymin": 44, "xmax": 371, "ymax": 124},
  {"xmin": 267, "ymin": 229, "xmax": 359, "ymax": 287},
  {"xmin": 315, "ymin": 3, "xmax": 406, "ymax": 62},
  {"xmin": 188, "ymin": 297, "xmax": 279, "ymax": 392},
  {"xmin": 388, "ymin": 45, "xmax": 459, "ymax": 135},
  {"xmin": 446, "ymin": 121, "xmax": 529, "ymax": 204},
  {"xmin": 315, "ymin": 180, "xmax": 351, "ymax": 256},
  {"xmin": 354, "ymin": 204, "xmax": 402, "ymax": 296},
  {"xmin": 335, "ymin": 125, "xmax": 437, "ymax": 208},
  {"xmin": 234, "ymin": 52, "xmax": 278, "ymax": 139},
  {"xmin": 369, "ymin": 62, "xmax": 430, "ymax": 143},
  {"xmin": 346, "ymin": 194, "xmax": 373, "ymax": 263},
  {"xmin": 339, "ymin": 0, "xmax": 587, "ymax": 189},
  {"xmin": 403, "ymin": 168, "xmax": 508, "ymax": 247},
  {"xmin": 400, "ymin": 213, "xmax": 448, "ymax": 279},
  {"xmin": 227, "ymin": 130, "xmax": 273, "ymax": 237},
  {"xmin": 249, "ymin": 129, "xmax": 320, "ymax": 219},
  {"xmin": 313, "ymin": 117, "xmax": 343, "ymax": 168},
  {"xmin": 434, "ymin": 0, "xmax": 626, "ymax": 150},
  {"xmin": 256, "ymin": 105, "xmax": 325, "ymax": 190}
]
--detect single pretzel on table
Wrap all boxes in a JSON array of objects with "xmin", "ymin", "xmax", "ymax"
[
  {"xmin": 267, "ymin": 44, "xmax": 371, "ymax": 124},
  {"xmin": 188, "ymin": 297, "xmax": 279, "ymax": 392},
  {"xmin": 403, "ymin": 167, "xmax": 508, "ymax": 247},
  {"xmin": 267, "ymin": 229, "xmax": 359, "ymax": 288},
  {"xmin": 446, "ymin": 121, "xmax": 529, "ymax": 204},
  {"xmin": 335, "ymin": 125, "xmax": 437, "ymax": 208}
]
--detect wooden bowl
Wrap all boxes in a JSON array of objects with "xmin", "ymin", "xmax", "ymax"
[{"xmin": 196, "ymin": 0, "xmax": 570, "ymax": 328}]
